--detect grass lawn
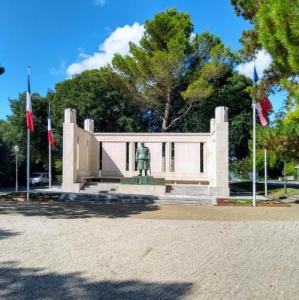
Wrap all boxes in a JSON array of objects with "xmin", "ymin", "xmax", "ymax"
[{"xmin": 231, "ymin": 181, "xmax": 299, "ymax": 199}]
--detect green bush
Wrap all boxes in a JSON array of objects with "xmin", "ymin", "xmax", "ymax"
[
  {"xmin": 230, "ymin": 158, "xmax": 251, "ymax": 179},
  {"xmin": 284, "ymin": 162, "xmax": 296, "ymax": 176}
]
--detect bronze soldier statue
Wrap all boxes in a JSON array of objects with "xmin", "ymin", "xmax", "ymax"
[{"xmin": 136, "ymin": 143, "xmax": 150, "ymax": 176}]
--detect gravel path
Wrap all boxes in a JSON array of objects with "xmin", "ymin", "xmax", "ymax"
[{"xmin": 0, "ymin": 201, "xmax": 298, "ymax": 299}]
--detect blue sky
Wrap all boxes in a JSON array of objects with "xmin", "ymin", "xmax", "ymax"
[{"xmin": 0, "ymin": 0, "xmax": 283, "ymax": 120}]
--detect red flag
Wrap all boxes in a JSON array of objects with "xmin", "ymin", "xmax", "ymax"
[
  {"xmin": 26, "ymin": 73, "xmax": 34, "ymax": 132},
  {"xmin": 256, "ymin": 96, "xmax": 272, "ymax": 126},
  {"xmin": 48, "ymin": 116, "xmax": 55, "ymax": 147}
]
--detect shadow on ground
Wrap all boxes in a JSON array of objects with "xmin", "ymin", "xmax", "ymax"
[
  {"xmin": 0, "ymin": 229, "xmax": 20, "ymax": 240},
  {"xmin": 0, "ymin": 261, "xmax": 192, "ymax": 299},
  {"xmin": 0, "ymin": 200, "xmax": 159, "ymax": 219}
]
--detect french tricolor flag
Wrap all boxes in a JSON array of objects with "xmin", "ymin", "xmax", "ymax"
[
  {"xmin": 48, "ymin": 109, "xmax": 55, "ymax": 147},
  {"xmin": 256, "ymin": 96, "xmax": 272, "ymax": 126},
  {"xmin": 252, "ymin": 65, "xmax": 272, "ymax": 126},
  {"xmin": 26, "ymin": 71, "xmax": 34, "ymax": 132}
]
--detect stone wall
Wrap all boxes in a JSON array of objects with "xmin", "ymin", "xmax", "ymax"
[
  {"xmin": 62, "ymin": 109, "xmax": 99, "ymax": 192},
  {"xmin": 94, "ymin": 133, "xmax": 210, "ymax": 180},
  {"xmin": 62, "ymin": 106, "xmax": 229, "ymax": 196}
]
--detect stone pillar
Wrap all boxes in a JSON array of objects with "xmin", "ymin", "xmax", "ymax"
[
  {"xmin": 165, "ymin": 142, "xmax": 171, "ymax": 174},
  {"xmin": 92, "ymin": 139, "xmax": 99, "ymax": 177},
  {"xmin": 129, "ymin": 142, "xmax": 135, "ymax": 175},
  {"xmin": 210, "ymin": 118, "xmax": 215, "ymax": 134},
  {"xmin": 84, "ymin": 118, "xmax": 95, "ymax": 176},
  {"xmin": 62, "ymin": 109, "xmax": 79, "ymax": 192},
  {"xmin": 84, "ymin": 119, "xmax": 94, "ymax": 133},
  {"xmin": 209, "ymin": 106, "xmax": 230, "ymax": 197}
]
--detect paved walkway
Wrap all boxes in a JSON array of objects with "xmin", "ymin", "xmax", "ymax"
[{"xmin": 0, "ymin": 201, "xmax": 298, "ymax": 299}]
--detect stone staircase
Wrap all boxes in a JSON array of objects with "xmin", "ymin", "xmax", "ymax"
[
  {"xmin": 81, "ymin": 182, "xmax": 120, "ymax": 193},
  {"xmin": 164, "ymin": 184, "xmax": 212, "ymax": 205},
  {"xmin": 166, "ymin": 185, "xmax": 209, "ymax": 196},
  {"xmin": 79, "ymin": 182, "xmax": 213, "ymax": 205}
]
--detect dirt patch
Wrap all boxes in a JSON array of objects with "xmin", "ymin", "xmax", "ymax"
[
  {"xmin": 217, "ymin": 198, "xmax": 291, "ymax": 207},
  {"xmin": 133, "ymin": 203, "xmax": 299, "ymax": 221}
]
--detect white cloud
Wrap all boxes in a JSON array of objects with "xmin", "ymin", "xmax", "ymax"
[
  {"xmin": 236, "ymin": 50, "xmax": 272, "ymax": 80},
  {"xmin": 94, "ymin": 0, "xmax": 106, "ymax": 6},
  {"xmin": 67, "ymin": 23, "xmax": 145, "ymax": 77}
]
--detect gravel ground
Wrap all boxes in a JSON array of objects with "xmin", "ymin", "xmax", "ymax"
[{"xmin": 0, "ymin": 201, "xmax": 298, "ymax": 299}]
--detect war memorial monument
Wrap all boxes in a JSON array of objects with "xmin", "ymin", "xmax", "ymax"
[{"xmin": 62, "ymin": 106, "xmax": 229, "ymax": 199}]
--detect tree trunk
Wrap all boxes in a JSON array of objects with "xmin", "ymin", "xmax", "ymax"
[{"xmin": 162, "ymin": 89, "xmax": 171, "ymax": 132}]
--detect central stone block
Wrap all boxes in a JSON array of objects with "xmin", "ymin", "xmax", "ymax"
[
  {"xmin": 120, "ymin": 176, "xmax": 165, "ymax": 185},
  {"xmin": 119, "ymin": 176, "xmax": 166, "ymax": 196}
]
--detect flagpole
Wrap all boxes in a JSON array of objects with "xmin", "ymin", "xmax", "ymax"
[
  {"xmin": 264, "ymin": 148, "xmax": 268, "ymax": 197},
  {"xmin": 49, "ymin": 105, "xmax": 52, "ymax": 189},
  {"xmin": 252, "ymin": 61, "xmax": 259, "ymax": 207},
  {"xmin": 16, "ymin": 150, "xmax": 18, "ymax": 192},
  {"xmin": 252, "ymin": 98, "xmax": 256, "ymax": 207},
  {"xmin": 26, "ymin": 66, "xmax": 31, "ymax": 202},
  {"xmin": 26, "ymin": 128, "xmax": 30, "ymax": 202},
  {"xmin": 49, "ymin": 140, "xmax": 52, "ymax": 189}
]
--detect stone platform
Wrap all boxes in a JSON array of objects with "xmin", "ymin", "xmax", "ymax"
[
  {"xmin": 119, "ymin": 176, "xmax": 166, "ymax": 196},
  {"xmin": 120, "ymin": 176, "xmax": 165, "ymax": 185},
  {"xmin": 118, "ymin": 184, "xmax": 166, "ymax": 196}
]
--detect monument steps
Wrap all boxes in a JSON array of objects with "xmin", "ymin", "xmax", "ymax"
[
  {"xmin": 166, "ymin": 185, "xmax": 209, "ymax": 196},
  {"xmin": 82, "ymin": 183, "xmax": 210, "ymax": 196},
  {"xmin": 78, "ymin": 182, "xmax": 213, "ymax": 204},
  {"xmin": 82, "ymin": 183, "xmax": 120, "ymax": 193},
  {"xmin": 59, "ymin": 192, "xmax": 213, "ymax": 205}
]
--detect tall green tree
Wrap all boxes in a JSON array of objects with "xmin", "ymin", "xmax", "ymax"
[
  {"xmin": 176, "ymin": 71, "xmax": 253, "ymax": 159},
  {"xmin": 258, "ymin": 122, "xmax": 299, "ymax": 194},
  {"xmin": 258, "ymin": 123, "xmax": 299, "ymax": 162},
  {"xmin": 51, "ymin": 68, "xmax": 142, "ymax": 134},
  {"xmin": 231, "ymin": 0, "xmax": 299, "ymax": 101},
  {"xmin": 3, "ymin": 93, "xmax": 49, "ymax": 171},
  {"xmin": 0, "ymin": 134, "xmax": 13, "ymax": 186},
  {"xmin": 111, "ymin": 9, "xmax": 237, "ymax": 131},
  {"xmin": 257, "ymin": 0, "xmax": 299, "ymax": 76}
]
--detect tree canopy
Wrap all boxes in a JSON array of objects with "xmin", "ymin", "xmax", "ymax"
[
  {"xmin": 51, "ymin": 68, "xmax": 142, "ymax": 134},
  {"xmin": 256, "ymin": 0, "xmax": 299, "ymax": 77},
  {"xmin": 3, "ymin": 93, "xmax": 49, "ymax": 168},
  {"xmin": 231, "ymin": 0, "xmax": 299, "ymax": 101},
  {"xmin": 111, "ymin": 8, "xmax": 237, "ymax": 131},
  {"xmin": 258, "ymin": 123, "xmax": 299, "ymax": 162}
]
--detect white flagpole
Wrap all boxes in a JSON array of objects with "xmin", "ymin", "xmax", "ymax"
[
  {"xmin": 26, "ymin": 128, "xmax": 30, "ymax": 201},
  {"xmin": 264, "ymin": 148, "xmax": 268, "ymax": 197},
  {"xmin": 49, "ymin": 105, "xmax": 52, "ymax": 189},
  {"xmin": 14, "ymin": 145, "xmax": 19, "ymax": 192},
  {"xmin": 252, "ymin": 99, "xmax": 256, "ymax": 207},
  {"xmin": 49, "ymin": 141, "xmax": 52, "ymax": 189},
  {"xmin": 16, "ymin": 150, "xmax": 18, "ymax": 192},
  {"xmin": 26, "ymin": 66, "xmax": 31, "ymax": 202}
]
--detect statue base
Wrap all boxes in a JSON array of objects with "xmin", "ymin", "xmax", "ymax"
[
  {"xmin": 119, "ymin": 176, "xmax": 165, "ymax": 196},
  {"xmin": 120, "ymin": 176, "xmax": 165, "ymax": 186}
]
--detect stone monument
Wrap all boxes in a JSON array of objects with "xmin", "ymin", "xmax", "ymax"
[{"xmin": 61, "ymin": 106, "xmax": 230, "ymax": 197}]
